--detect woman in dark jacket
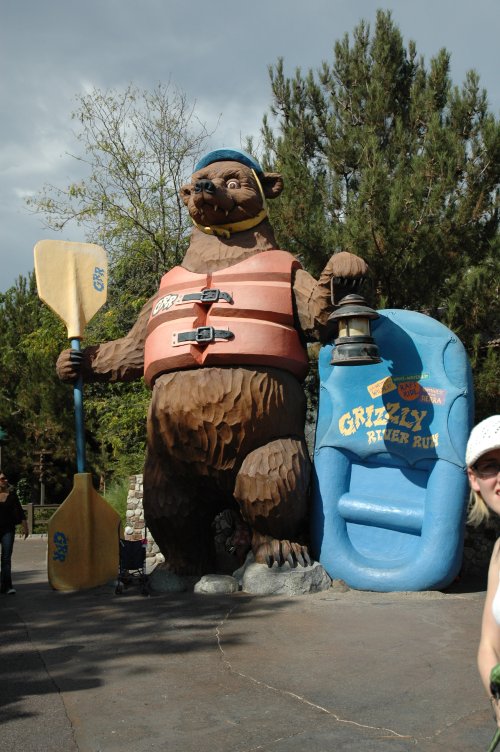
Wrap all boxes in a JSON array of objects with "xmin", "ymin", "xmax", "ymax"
[{"xmin": 0, "ymin": 472, "xmax": 28, "ymax": 594}]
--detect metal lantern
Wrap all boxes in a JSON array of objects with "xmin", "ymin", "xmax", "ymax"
[{"xmin": 327, "ymin": 293, "xmax": 381, "ymax": 366}]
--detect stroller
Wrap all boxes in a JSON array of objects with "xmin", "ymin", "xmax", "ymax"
[{"xmin": 115, "ymin": 529, "xmax": 149, "ymax": 595}]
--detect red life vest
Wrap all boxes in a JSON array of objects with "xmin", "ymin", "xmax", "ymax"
[{"xmin": 144, "ymin": 250, "xmax": 309, "ymax": 386}]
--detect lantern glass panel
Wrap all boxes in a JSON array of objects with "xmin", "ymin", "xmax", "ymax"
[{"xmin": 347, "ymin": 317, "xmax": 370, "ymax": 337}]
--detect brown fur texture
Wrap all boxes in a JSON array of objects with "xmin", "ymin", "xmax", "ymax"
[{"xmin": 56, "ymin": 157, "xmax": 368, "ymax": 574}]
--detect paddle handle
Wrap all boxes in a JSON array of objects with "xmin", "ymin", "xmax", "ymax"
[{"xmin": 70, "ymin": 338, "xmax": 86, "ymax": 473}]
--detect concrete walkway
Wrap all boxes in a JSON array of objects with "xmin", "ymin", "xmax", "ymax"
[{"xmin": 0, "ymin": 537, "xmax": 495, "ymax": 751}]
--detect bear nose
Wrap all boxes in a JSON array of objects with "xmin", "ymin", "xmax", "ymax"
[{"xmin": 195, "ymin": 179, "xmax": 216, "ymax": 195}]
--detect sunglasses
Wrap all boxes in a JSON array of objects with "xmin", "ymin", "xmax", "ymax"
[{"xmin": 473, "ymin": 460, "xmax": 500, "ymax": 479}]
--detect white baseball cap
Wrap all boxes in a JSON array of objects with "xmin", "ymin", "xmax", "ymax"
[{"xmin": 465, "ymin": 415, "xmax": 500, "ymax": 467}]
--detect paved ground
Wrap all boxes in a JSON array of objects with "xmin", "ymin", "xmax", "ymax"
[{"xmin": 0, "ymin": 537, "xmax": 496, "ymax": 751}]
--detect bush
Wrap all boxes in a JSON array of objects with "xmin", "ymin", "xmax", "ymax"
[{"xmin": 104, "ymin": 478, "xmax": 130, "ymax": 525}]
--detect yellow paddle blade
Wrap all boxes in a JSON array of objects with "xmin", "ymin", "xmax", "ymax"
[
  {"xmin": 34, "ymin": 240, "xmax": 108, "ymax": 339},
  {"xmin": 47, "ymin": 474, "xmax": 121, "ymax": 591}
]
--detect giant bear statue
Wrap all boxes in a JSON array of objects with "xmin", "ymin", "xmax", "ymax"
[{"xmin": 56, "ymin": 149, "xmax": 368, "ymax": 575}]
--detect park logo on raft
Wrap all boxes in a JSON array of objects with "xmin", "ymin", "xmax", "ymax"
[{"xmin": 366, "ymin": 375, "xmax": 447, "ymax": 406}]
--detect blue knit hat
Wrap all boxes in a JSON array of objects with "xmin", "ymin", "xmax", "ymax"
[{"xmin": 194, "ymin": 149, "xmax": 264, "ymax": 175}]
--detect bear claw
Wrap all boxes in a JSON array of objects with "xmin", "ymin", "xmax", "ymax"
[{"xmin": 254, "ymin": 535, "xmax": 311, "ymax": 569}]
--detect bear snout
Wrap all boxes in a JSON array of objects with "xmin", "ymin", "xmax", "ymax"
[
  {"xmin": 195, "ymin": 179, "xmax": 216, "ymax": 195},
  {"xmin": 190, "ymin": 180, "xmax": 236, "ymax": 221}
]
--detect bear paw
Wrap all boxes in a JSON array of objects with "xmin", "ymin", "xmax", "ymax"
[{"xmin": 252, "ymin": 533, "xmax": 311, "ymax": 568}]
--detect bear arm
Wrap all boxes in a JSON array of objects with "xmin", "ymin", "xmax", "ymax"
[
  {"xmin": 80, "ymin": 296, "xmax": 154, "ymax": 383},
  {"xmin": 293, "ymin": 252, "xmax": 369, "ymax": 343},
  {"xmin": 293, "ymin": 268, "xmax": 333, "ymax": 342}
]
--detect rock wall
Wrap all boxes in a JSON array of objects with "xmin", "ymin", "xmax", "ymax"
[{"xmin": 125, "ymin": 475, "xmax": 164, "ymax": 570}]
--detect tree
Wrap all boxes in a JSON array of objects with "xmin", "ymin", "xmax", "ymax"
[
  {"xmin": 0, "ymin": 275, "xmax": 76, "ymax": 500},
  {"xmin": 24, "ymin": 83, "xmax": 216, "ymax": 483},
  {"xmin": 27, "ymin": 82, "xmax": 215, "ymax": 307},
  {"xmin": 259, "ymin": 9, "xmax": 499, "ymax": 419},
  {"xmin": 0, "ymin": 273, "xmax": 148, "ymax": 495}
]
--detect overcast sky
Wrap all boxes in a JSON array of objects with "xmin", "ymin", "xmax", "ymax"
[{"xmin": 1, "ymin": 0, "xmax": 499, "ymax": 294}]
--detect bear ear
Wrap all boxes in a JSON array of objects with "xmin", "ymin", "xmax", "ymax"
[{"xmin": 260, "ymin": 172, "xmax": 284, "ymax": 200}]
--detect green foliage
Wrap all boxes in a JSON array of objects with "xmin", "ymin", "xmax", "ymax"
[
  {"xmin": 86, "ymin": 379, "xmax": 149, "ymax": 480},
  {"xmin": 470, "ymin": 347, "xmax": 500, "ymax": 424},
  {"xmin": 0, "ymin": 270, "xmax": 146, "ymax": 497},
  {"xmin": 104, "ymin": 477, "xmax": 130, "ymax": 525},
  {"xmin": 0, "ymin": 275, "xmax": 75, "ymax": 500},
  {"xmin": 259, "ymin": 9, "xmax": 499, "ymax": 417},
  {"xmin": 15, "ymin": 478, "xmax": 32, "ymax": 505},
  {"xmin": 30, "ymin": 506, "xmax": 56, "ymax": 535}
]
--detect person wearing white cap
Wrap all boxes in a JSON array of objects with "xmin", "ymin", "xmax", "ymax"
[{"xmin": 466, "ymin": 415, "xmax": 500, "ymax": 724}]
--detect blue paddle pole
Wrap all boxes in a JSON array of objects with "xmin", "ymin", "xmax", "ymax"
[{"xmin": 70, "ymin": 338, "xmax": 86, "ymax": 474}]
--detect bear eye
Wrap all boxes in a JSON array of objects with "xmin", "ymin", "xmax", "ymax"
[{"xmin": 226, "ymin": 179, "xmax": 240, "ymax": 190}]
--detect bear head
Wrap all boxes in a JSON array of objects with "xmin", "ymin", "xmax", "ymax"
[{"xmin": 180, "ymin": 149, "xmax": 283, "ymax": 237}]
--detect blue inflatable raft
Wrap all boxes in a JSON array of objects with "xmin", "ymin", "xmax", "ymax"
[{"xmin": 311, "ymin": 309, "xmax": 474, "ymax": 591}]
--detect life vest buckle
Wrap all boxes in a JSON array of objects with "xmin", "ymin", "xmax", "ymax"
[
  {"xmin": 200, "ymin": 288, "xmax": 221, "ymax": 303},
  {"xmin": 180, "ymin": 288, "xmax": 233, "ymax": 305},
  {"xmin": 172, "ymin": 326, "xmax": 234, "ymax": 347},
  {"xmin": 195, "ymin": 325, "xmax": 215, "ymax": 343}
]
